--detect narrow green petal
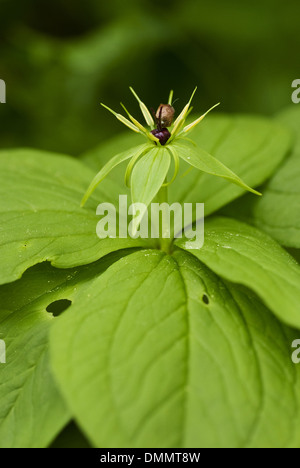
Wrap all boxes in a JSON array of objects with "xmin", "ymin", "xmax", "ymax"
[
  {"xmin": 168, "ymin": 89, "xmax": 174, "ymax": 105},
  {"xmin": 129, "ymin": 87, "xmax": 154, "ymax": 127},
  {"xmin": 117, "ymin": 115, "xmax": 142, "ymax": 133},
  {"xmin": 147, "ymin": 132, "xmax": 160, "ymax": 143},
  {"xmin": 101, "ymin": 103, "xmax": 141, "ymax": 133},
  {"xmin": 171, "ymin": 87, "xmax": 197, "ymax": 138},
  {"xmin": 120, "ymin": 102, "xmax": 147, "ymax": 132},
  {"xmin": 173, "ymin": 141, "xmax": 261, "ymax": 196},
  {"xmin": 121, "ymin": 103, "xmax": 159, "ymax": 143},
  {"xmin": 81, "ymin": 144, "xmax": 149, "ymax": 207},
  {"xmin": 182, "ymin": 103, "xmax": 220, "ymax": 134}
]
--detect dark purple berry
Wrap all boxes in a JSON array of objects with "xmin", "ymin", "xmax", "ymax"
[{"xmin": 151, "ymin": 128, "xmax": 171, "ymax": 145}]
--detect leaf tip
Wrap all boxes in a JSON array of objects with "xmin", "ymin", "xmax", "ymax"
[{"xmin": 248, "ymin": 186, "xmax": 262, "ymax": 196}]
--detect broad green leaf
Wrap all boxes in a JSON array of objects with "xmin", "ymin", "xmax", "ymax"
[
  {"xmin": 173, "ymin": 141, "xmax": 261, "ymax": 196},
  {"xmin": 176, "ymin": 216, "xmax": 300, "ymax": 328},
  {"xmin": 51, "ymin": 249, "xmax": 300, "ymax": 448},
  {"xmin": 131, "ymin": 147, "xmax": 171, "ymax": 234},
  {"xmin": 0, "ymin": 269, "xmax": 69, "ymax": 448},
  {"xmin": 0, "ymin": 149, "xmax": 151, "ymax": 285},
  {"xmin": 0, "ymin": 249, "xmax": 130, "ymax": 448},
  {"xmin": 81, "ymin": 143, "xmax": 150, "ymax": 206},
  {"xmin": 222, "ymin": 106, "xmax": 300, "ymax": 248},
  {"xmin": 0, "ymin": 316, "xmax": 69, "ymax": 448},
  {"xmin": 169, "ymin": 114, "xmax": 291, "ymax": 215}
]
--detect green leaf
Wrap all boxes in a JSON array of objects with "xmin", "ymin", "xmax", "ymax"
[
  {"xmin": 0, "ymin": 249, "xmax": 131, "ymax": 448},
  {"xmin": 0, "ymin": 269, "xmax": 70, "ymax": 448},
  {"xmin": 172, "ymin": 141, "xmax": 261, "ymax": 196},
  {"xmin": 0, "ymin": 318, "xmax": 69, "ymax": 448},
  {"xmin": 176, "ymin": 216, "xmax": 300, "ymax": 328},
  {"xmin": 81, "ymin": 143, "xmax": 150, "ymax": 206},
  {"xmin": 131, "ymin": 147, "xmax": 171, "ymax": 234},
  {"xmin": 50, "ymin": 249, "xmax": 300, "ymax": 448},
  {"xmin": 0, "ymin": 149, "xmax": 151, "ymax": 285},
  {"xmin": 222, "ymin": 107, "xmax": 300, "ymax": 248},
  {"xmin": 169, "ymin": 114, "xmax": 291, "ymax": 215}
]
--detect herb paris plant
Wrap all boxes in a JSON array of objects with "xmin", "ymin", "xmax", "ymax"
[{"xmin": 0, "ymin": 96, "xmax": 299, "ymax": 448}]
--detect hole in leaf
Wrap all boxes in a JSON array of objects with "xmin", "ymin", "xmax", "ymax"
[
  {"xmin": 202, "ymin": 294, "xmax": 209, "ymax": 305},
  {"xmin": 46, "ymin": 299, "xmax": 72, "ymax": 317}
]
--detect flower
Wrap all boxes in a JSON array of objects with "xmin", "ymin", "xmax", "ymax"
[
  {"xmin": 81, "ymin": 88, "xmax": 260, "ymax": 207},
  {"xmin": 101, "ymin": 87, "xmax": 219, "ymax": 146}
]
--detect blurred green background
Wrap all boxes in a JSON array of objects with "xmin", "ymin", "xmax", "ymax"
[{"xmin": 0, "ymin": 0, "xmax": 298, "ymax": 155}]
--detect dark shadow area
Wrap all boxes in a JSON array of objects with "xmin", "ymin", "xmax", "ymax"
[{"xmin": 46, "ymin": 299, "xmax": 72, "ymax": 317}]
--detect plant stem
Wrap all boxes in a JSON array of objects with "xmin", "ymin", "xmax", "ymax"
[{"xmin": 157, "ymin": 180, "xmax": 173, "ymax": 254}]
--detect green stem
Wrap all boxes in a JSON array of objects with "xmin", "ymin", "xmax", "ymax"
[{"xmin": 157, "ymin": 180, "xmax": 173, "ymax": 254}]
